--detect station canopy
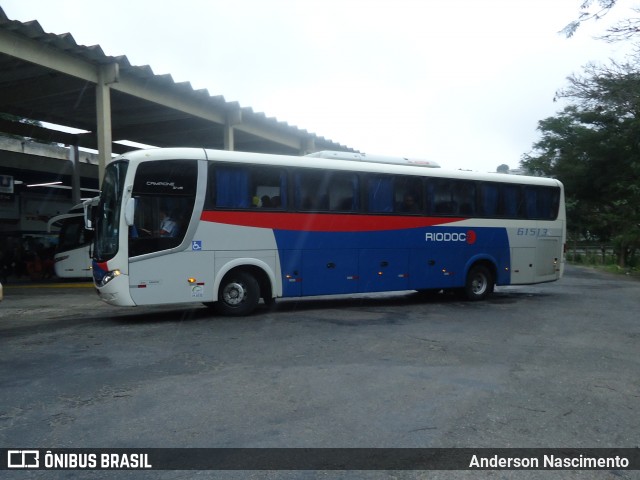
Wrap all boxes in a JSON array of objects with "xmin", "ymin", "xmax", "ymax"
[{"xmin": 0, "ymin": 7, "xmax": 355, "ymax": 174}]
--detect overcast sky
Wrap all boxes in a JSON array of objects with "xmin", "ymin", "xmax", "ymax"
[{"xmin": 2, "ymin": 0, "xmax": 636, "ymax": 172}]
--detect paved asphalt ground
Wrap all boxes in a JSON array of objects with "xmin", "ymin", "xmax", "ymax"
[{"xmin": 0, "ymin": 265, "xmax": 638, "ymax": 479}]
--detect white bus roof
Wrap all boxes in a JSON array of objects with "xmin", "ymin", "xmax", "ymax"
[
  {"xmin": 112, "ymin": 148, "xmax": 562, "ymax": 188},
  {"xmin": 306, "ymin": 150, "xmax": 441, "ymax": 168}
]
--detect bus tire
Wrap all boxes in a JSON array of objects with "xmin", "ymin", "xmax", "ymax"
[
  {"xmin": 464, "ymin": 264, "xmax": 494, "ymax": 301},
  {"xmin": 215, "ymin": 270, "xmax": 260, "ymax": 316}
]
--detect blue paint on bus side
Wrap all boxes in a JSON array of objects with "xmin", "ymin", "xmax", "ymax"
[{"xmin": 274, "ymin": 226, "xmax": 511, "ymax": 297}]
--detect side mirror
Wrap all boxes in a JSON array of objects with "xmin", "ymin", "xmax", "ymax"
[
  {"xmin": 124, "ymin": 197, "xmax": 136, "ymax": 226},
  {"xmin": 83, "ymin": 196, "xmax": 99, "ymax": 231}
]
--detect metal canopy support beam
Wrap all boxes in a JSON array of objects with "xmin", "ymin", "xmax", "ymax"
[
  {"xmin": 0, "ymin": 29, "xmax": 97, "ymax": 82},
  {"xmin": 237, "ymin": 120, "xmax": 303, "ymax": 151},
  {"xmin": 111, "ymin": 73, "xmax": 227, "ymax": 125}
]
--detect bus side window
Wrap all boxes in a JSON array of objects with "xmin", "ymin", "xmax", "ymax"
[
  {"xmin": 429, "ymin": 179, "xmax": 457, "ymax": 215},
  {"xmin": 293, "ymin": 170, "xmax": 359, "ymax": 212},
  {"xmin": 329, "ymin": 173, "xmax": 358, "ymax": 212},
  {"xmin": 524, "ymin": 187, "xmax": 538, "ymax": 219},
  {"xmin": 215, "ymin": 167, "xmax": 251, "ymax": 209},
  {"xmin": 542, "ymin": 187, "xmax": 560, "ymax": 220},
  {"xmin": 479, "ymin": 183, "xmax": 499, "ymax": 217},
  {"xmin": 251, "ymin": 168, "xmax": 287, "ymax": 209},
  {"xmin": 367, "ymin": 176, "xmax": 393, "ymax": 213},
  {"xmin": 394, "ymin": 177, "xmax": 423, "ymax": 214},
  {"xmin": 425, "ymin": 179, "xmax": 476, "ymax": 216},
  {"xmin": 295, "ymin": 171, "xmax": 331, "ymax": 211},
  {"xmin": 500, "ymin": 185, "xmax": 521, "ymax": 218},
  {"xmin": 524, "ymin": 186, "xmax": 560, "ymax": 220},
  {"xmin": 456, "ymin": 181, "xmax": 476, "ymax": 216}
]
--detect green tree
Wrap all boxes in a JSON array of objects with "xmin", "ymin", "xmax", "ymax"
[
  {"xmin": 522, "ymin": 60, "xmax": 640, "ymax": 267},
  {"xmin": 562, "ymin": 0, "xmax": 640, "ymax": 42}
]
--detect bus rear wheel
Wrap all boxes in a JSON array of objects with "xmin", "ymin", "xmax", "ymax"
[
  {"xmin": 464, "ymin": 264, "xmax": 494, "ymax": 301},
  {"xmin": 215, "ymin": 270, "xmax": 260, "ymax": 316}
]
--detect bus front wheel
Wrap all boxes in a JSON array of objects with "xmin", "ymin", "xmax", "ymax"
[
  {"xmin": 215, "ymin": 271, "xmax": 260, "ymax": 316},
  {"xmin": 464, "ymin": 264, "xmax": 494, "ymax": 301}
]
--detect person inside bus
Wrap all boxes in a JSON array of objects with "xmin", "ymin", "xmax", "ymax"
[
  {"xmin": 138, "ymin": 208, "xmax": 179, "ymax": 237},
  {"xmin": 398, "ymin": 193, "xmax": 420, "ymax": 213},
  {"xmin": 260, "ymin": 195, "xmax": 272, "ymax": 208},
  {"xmin": 158, "ymin": 208, "xmax": 179, "ymax": 237}
]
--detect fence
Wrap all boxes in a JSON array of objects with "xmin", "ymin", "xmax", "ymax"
[{"xmin": 566, "ymin": 243, "xmax": 616, "ymax": 265}]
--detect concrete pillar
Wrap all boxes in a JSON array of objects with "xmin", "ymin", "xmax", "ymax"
[
  {"xmin": 223, "ymin": 122, "xmax": 234, "ymax": 151},
  {"xmin": 301, "ymin": 137, "xmax": 315, "ymax": 155},
  {"xmin": 69, "ymin": 143, "xmax": 81, "ymax": 204},
  {"xmin": 96, "ymin": 63, "xmax": 119, "ymax": 186},
  {"xmin": 224, "ymin": 107, "xmax": 242, "ymax": 151}
]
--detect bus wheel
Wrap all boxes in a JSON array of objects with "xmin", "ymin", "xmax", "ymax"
[
  {"xmin": 216, "ymin": 271, "xmax": 260, "ymax": 316},
  {"xmin": 464, "ymin": 264, "xmax": 494, "ymax": 301}
]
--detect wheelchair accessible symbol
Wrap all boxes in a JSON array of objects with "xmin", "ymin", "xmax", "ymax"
[{"xmin": 192, "ymin": 240, "xmax": 202, "ymax": 251}]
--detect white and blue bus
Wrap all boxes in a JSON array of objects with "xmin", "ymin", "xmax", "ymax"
[{"xmin": 90, "ymin": 148, "xmax": 565, "ymax": 315}]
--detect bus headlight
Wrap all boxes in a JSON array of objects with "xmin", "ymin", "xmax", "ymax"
[{"xmin": 97, "ymin": 269, "xmax": 121, "ymax": 287}]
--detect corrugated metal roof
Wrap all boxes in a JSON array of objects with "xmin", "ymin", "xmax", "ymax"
[{"xmin": 0, "ymin": 7, "xmax": 355, "ymax": 154}]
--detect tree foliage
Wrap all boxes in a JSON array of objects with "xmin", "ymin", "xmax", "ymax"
[
  {"xmin": 561, "ymin": 0, "xmax": 640, "ymax": 42},
  {"xmin": 522, "ymin": 60, "xmax": 640, "ymax": 267},
  {"xmin": 561, "ymin": 0, "xmax": 617, "ymax": 38}
]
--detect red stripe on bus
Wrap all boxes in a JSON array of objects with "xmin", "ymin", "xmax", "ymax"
[{"xmin": 200, "ymin": 211, "xmax": 464, "ymax": 232}]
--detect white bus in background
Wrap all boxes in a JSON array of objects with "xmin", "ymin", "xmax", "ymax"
[
  {"xmin": 89, "ymin": 148, "xmax": 566, "ymax": 315},
  {"xmin": 47, "ymin": 203, "xmax": 93, "ymax": 278}
]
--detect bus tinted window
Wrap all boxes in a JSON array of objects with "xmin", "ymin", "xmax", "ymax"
[
  {"xmin": 251, "ymin": 167, "xmax": 287, "ymax": 209},
  {"xmin": 202, "ymin": 162, "xmax": 560, "ymax": 221},
  {"xmin": 477, "ymin": 183, "xmax": 560, "ymax": 220},
  {"xmin": 215, "ymin": 166, "xmax": 251, "ymax": 208},
  {"xmin": 500, "ymin": 184, "xmax": 521, "ymax": 218},
  {"xmin": 394, "ymin": 177, "xmax": 423, "ymax": 214},
  {"xmin": 366, "ymin": 175, "xmax": 422, "ymax": 214},
  {"xmin": 367, "ymin": 176, "xmax": 393, "ymax": 213},
  {"xmin": 206, "ymin": 164, "xmax": 287, "ymax": 210},
  {"xmin": 129, "ymin": 160, "xmax": 197, "ymax": 256},
  {"xmin": 295, "ymin": 171, "xmax": 358, "ymax": 212},
  {"xmin": 479, "ymin": 183, "xmax": 499, "ymax": 217},
  {"xmin": 427, "ymin": 179, "xmax": 476, "ymax": 216},
  {"xmin": 523, "ymin": 186, "xmax": 560, "ymax": 220}
]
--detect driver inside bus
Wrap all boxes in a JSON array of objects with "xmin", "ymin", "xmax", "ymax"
[
  {"xmin": 158, "ymin": 208, "xmax": 178, "ymax": 237},
  {"xmin": 137, "ymin": 208, "xmax": 178, "ymax": 237}
]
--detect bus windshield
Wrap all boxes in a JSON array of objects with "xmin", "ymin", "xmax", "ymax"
[
  {"xmin": 94, "ymin": 160, "xmax": 128, "ymax": 262},
  {"xmin": 57, "ymin": 214, "xmax": 91, "ymax": 253}
]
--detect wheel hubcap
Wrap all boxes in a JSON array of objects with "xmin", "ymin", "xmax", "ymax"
[
  {"xmin": 472, "ymin": 275, "xmax": 487, "ymax": 295},
  {"xmin": 222, "ymin": 282, "xmax": 246, "ymax": 306}
]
